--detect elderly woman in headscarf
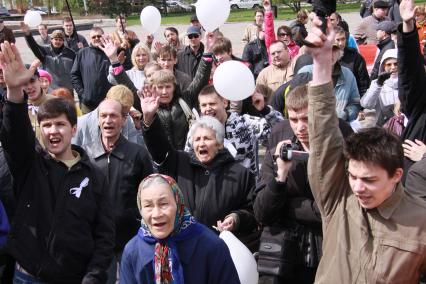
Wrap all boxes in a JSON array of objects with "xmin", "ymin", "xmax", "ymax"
[
  {"xmin": 140, "ymin": 95, "xmax": 258, "ymax": 242},
  {"xmin": 120, "ymin": 174, "xmax": 240, "ymax": 284}
]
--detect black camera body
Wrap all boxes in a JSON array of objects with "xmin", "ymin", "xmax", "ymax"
[{"xmin": 279, "ymin": 143, "xmax": 309, "ymax": 162}]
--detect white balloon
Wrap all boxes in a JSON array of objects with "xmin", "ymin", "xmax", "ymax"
[
  {"xmin": 213, "ymin": 60, "xmax": 255, "ymax": 101},
  {"xmin": 195, "ymin": 0, "xmax": 230, "ymax": 32},
  {"xmin": 140, "ymin": 6, "xmax": 161, "ymax": 34},
  {"xmin": 24, "ymin": 11, "xmax": 42, "ymax": 28},
  {"xmin": 220, "ymin": 231, "xmax": 259, "ymax": 284}
]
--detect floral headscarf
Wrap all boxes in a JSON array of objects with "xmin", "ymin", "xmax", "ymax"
[{"xmin": 137, "ymin": 174, "xmax": 202, "ymax": 284}]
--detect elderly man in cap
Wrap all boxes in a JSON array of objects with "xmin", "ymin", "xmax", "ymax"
[
  {"xmin": 176, "ymin": 25, "xmax": 204, "ymax": 79},
  {"xmin": 354, "ymin": 0, "xmax": 390, "ymax": 44},
  {"xmin": 0, "ymin": 19, "xmax": 15, "ymax": 44},
  {"xmin": 370, "ymin": 20, "xmax": 397, "ymax": 80},
  {"xmin": 21, "ymin": 23, "xmax": 75, "ymax": 92}
]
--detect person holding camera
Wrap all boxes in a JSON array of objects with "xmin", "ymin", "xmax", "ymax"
[{"xmin": 254, "ymin": 84, "xmax": 353, "ymax": 283}]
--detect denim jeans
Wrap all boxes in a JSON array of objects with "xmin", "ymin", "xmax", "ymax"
[{"xmin": 13, "ymin": 269, "xmax": 47, "ymax": 284}]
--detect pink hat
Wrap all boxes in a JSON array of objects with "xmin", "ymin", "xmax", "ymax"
[{"xmin": 38, "ymin": 69, "xmax": 52, "ymax": 84}]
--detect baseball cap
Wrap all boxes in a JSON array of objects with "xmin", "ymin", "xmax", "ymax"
[{"xmin": 187, "ymin": 26, "xmax": 201, "ymax": 36}]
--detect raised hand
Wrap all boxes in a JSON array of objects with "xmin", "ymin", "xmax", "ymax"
[
  {"xmin": 140, "ymin": 95, "xmax": 160, "ymax": 126},
  {"xmin": 154, "ymin": 41, "xmax": 164, "ymax": 53},
  {"xmin": 99, "ymin": 35, "xmax": 119, "ymax": 62},
  {"xmin": 252, "ymin": 91, "xmax": 265, "ymax": 111},
  {"xmin": 400, "ymin": 0, "xmax": 417, "ymax": 32},
  {"xmin": 204, "ymin": 31, "xmax": 217, "ymax": 53},
  {"xmin": 0, "ymin": 42, "xmax": 36, "ymax": 89},
  {"xmin": 20, "ymin": 22, "xmax": 31, "ymax": 36},
  {"xmin": 263, "ymin": 0, "xmax": 271, "ymax": 11}
]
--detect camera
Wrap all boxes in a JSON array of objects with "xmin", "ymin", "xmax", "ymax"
[{"xmin": 279, "ymin": 143, "xmax": 309, "ymax": 161}]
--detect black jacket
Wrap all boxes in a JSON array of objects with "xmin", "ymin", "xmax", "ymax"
[
  {"xmin": 143, "ymin": 116, "xmax": 257, "ymax": 236},
  {"xmin": 64, "ymin": 33, "xmax": 89, "ymax": 53},
  {"xmin": 370, "ymin": 37, "xmax": 395, "ymax": 80},
  {"xmin": 84, "ymin": 135, "xmax": 153, "ymax": 252},
  {"xmin": 340, "ymin": 47, "xmax": 371, "ymax": 96},
  {"xmin": 397, "ymin": 26, "xmax": 426, "ymax": 183},
  {"xmin": 25, "ymin": 33, "xmax": 75, "ymax": 91},
  {"xmin": 114, "ymin": 57, "xmax": 212, "ymax": 150},
  {"xmin": 0, "ymin": 101, "xmax": 114, "ymax": 283},
  {"xmin": 176, "ymin": 42, "xmax": 205, "ymax": 79},
  {"xmin": 242, "ymin": 38, "xmax": 269, "ymax": 79},
  {"xmin": 254, "ymin": 119, "xmax": 353, "ymax": 281},
  {"xmin": 71, "ymin": 46, "xmax": 112, "ymax": 110}
]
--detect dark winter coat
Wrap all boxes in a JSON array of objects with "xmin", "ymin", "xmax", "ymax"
[
  {"xmin": 242, "ymin": 38, "xmax": 269, "ymax": 79},
  {"xmin": 370, "ymin": 37, "xmax": 395, "ymax": 80},
  {"xmin": 71, "ymin": 46, "xmax": 112, "ymax": 110},
  {"xmin": 64, "ymin": 33, "xmax": 89, "ymax": 53},
  {"xmin": 397, "ymin": 25, "xmax": 426, "ymax": 183},
  {"xmin": 25, "ymin": 33, "xmax": 76, "ymax": 91},
  {"xmin": 0, "ymin": 101, "xmax": 114, "ymax": 283},
  {"xmin": 340, "ymin": 47, "xmax": 371, "ymax": 96},
  {"xmin": 84, "ymin": 135, "xmax": 153, "ymax": 252},
  {"xmin": 176, "ymin": 42, "xmax": 205, "ymax": 79},
  {"xmin": 142, "ymin": 115, "xmax": 257, "ymax": 236}
]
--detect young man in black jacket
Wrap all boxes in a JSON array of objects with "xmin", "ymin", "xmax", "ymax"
[{"xmin": 0, "ymin": 42, "xmax": 114, "ymax": 283}]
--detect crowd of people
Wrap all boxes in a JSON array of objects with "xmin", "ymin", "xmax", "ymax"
[{"xmin": 0, "ymin": 0, "xmax": 426, "ymax": 282}]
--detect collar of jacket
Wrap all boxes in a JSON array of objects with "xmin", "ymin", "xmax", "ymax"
[
  {"xmin": 184, "ymin": 42, "xmax": 204, "ymax": 56},
  {"xmin": 190, "ymin": 148, "xmax": 235, "ymax": 169},
  {"xmin": 374, "ymin": 183, "xmax": 404, "ymax": 219},
  {"xmin": 86, "ymin": 134, "xmax": 127, "ymax": 160},
  {"xmin": 377, "ymin": 36, "xmax": 393, "ymax": 49},
  {"xmin": 138, "ymin": 229, "xmax": 202, "ymax": 267},
  {"xmin": 41, "ymin": 144, "xmax": 93, "ymax": 169}
]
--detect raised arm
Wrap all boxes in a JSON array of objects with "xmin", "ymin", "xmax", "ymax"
[
  {"xmin": 263, "ymin": 0, "xmax": 276, "ymax": 55},
  {"xmin": 306, "ymin": 18, "xmax": 348, "ymax": 218},
  {"xmin": 21, "ymin": 22, "xmax": 47, "ymax": 63},
  {"xmin": 398, "ymin": 0, "xmax": 426, "ymax": 118}
]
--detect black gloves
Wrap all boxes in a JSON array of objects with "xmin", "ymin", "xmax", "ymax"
[{"xmin": 377, "ymin": 72, "xmax": 391, "ymax": 86}]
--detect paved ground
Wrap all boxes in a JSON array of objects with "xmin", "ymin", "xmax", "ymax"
[{"xmin": 15, "ymin": 11, "xmax": 363, "ymax": 64}]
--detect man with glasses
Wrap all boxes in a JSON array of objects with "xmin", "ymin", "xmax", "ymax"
[
  {"xmin": 71, "ymin": 27, "xmax": 113, "ymax": 114},
  {"xmin": 21, "ymin": 23, "xmax": 75, "ymax": 92},
  {"xmin": 176, "ymin": 26, "xmax": 204, "ymax": 79},
  {"xmin": 256, "ymin": 40, "xmax": 293, "ymax": 100}
]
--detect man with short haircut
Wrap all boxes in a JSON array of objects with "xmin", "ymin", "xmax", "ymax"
[
  {"xmin": 185, "ymin": 85, "xmax": 283, "ymax": 176},
  {"xmin": 354, "ymin": 0, "xmax": 390, "ymax": 44},
  {"xmin": 370, "ymin": 20, "xmax": 396, "ymax": 80},
  {"xmin": 306, "ymin": 15, "xmax": 426, "ymax": 283},
  {"xmin": 83, "ymin": 98, "xmax": 153, "ymax": 284},
  {"xmin": 22, "ymin": 23, "xmax": 75, "ymax": 92},
  {"xmin": 176, "ymin": 26, "xmax": 204, "ymax": 79},
  {"xmin": 71, "ymin": 27, "xmax": 112, "ymax": 114},
  {"xmin": 157, "ymin": 45, "xmax": 191, "ymax": 92},
  {"xmin": 37, "ymin": 24, "xmax": 50, "ymax": 45},
  {"xmin": 256, "ymin": 40, "xmax": 293, "ymax": 99},
  {"xmin": 242, "ymin": 8, "xmax": 264, "ymax": 44},
  {"xmin": 0, "ymin": 42, "xmax": 114, "ymax": 283},
  {"xmin": 62, "ymin": 17, "xmax": 88, "ymax": 52},
  {"xmin": 334, "ymin": 26, "xmax": 370, "ymax": 97},
  {"xmin": 254, "ymin": 84, "xmax": 353, "ymax": 283},
  {"xmin": 111, "ymin": 15, "xmax": 139, "ymax": 70}
]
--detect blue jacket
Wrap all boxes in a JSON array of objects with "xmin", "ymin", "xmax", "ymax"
[
  {"xmin": 120, "ymin": 224, "xmax": 241, "ymax": 284},
  {"xmin": 298, "ymin": 64, "xmax": 360, "ymax": 122}
]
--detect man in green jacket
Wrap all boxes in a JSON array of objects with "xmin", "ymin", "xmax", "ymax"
[{"xmin": 306, "ymin": 12, "xmax": 426, "ymax": 284}]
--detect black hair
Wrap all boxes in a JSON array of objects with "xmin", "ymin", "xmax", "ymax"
[{"xmin": 37, "ymin": 97, "xmax": 77, "ymax": 126}]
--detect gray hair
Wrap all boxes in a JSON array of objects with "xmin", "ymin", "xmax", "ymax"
[
  {"xmin": 137, "ymin": 175, "xmax": 171, "ymax": 212},
  {"xmin": 189, "ymin": 116, "xmax": 225, "ymax": 147}
]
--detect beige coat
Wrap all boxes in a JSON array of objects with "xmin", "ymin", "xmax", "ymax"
[
  {"xmin": 256, "ymin": 63, "xmax": 293, "ymax": 101},
  {"xmin": 307, "ymin": 82, "xmax": 426, "ymax": 284}
]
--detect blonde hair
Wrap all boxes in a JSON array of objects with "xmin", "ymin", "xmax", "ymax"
[
  {"xmin": 150, "ymin": 69, "xmax": 176, "ymax": 85},
  {"xmin": 131, "ymin": 43, "xmax": 152, "ymax": 69},
  {"xmin": 106, "ymin": 85, "xmax": 134, "ymax": 108}
]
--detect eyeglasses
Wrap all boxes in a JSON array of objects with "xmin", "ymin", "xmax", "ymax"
[
  {"xmin": 278, "ymin": 33, "xmax": 291, "ymax": 37},
  {"xmin": 188, "ymin": 34, "xmax": 200, "ymax": 39},
  {"xmin": 91, "ymin": 35, "xmax": 102, "ymax": 39}
]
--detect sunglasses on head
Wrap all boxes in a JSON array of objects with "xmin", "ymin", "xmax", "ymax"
[{"xmin": 188, "ymin": 34, "xmax": 200, "ymax": 39}]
